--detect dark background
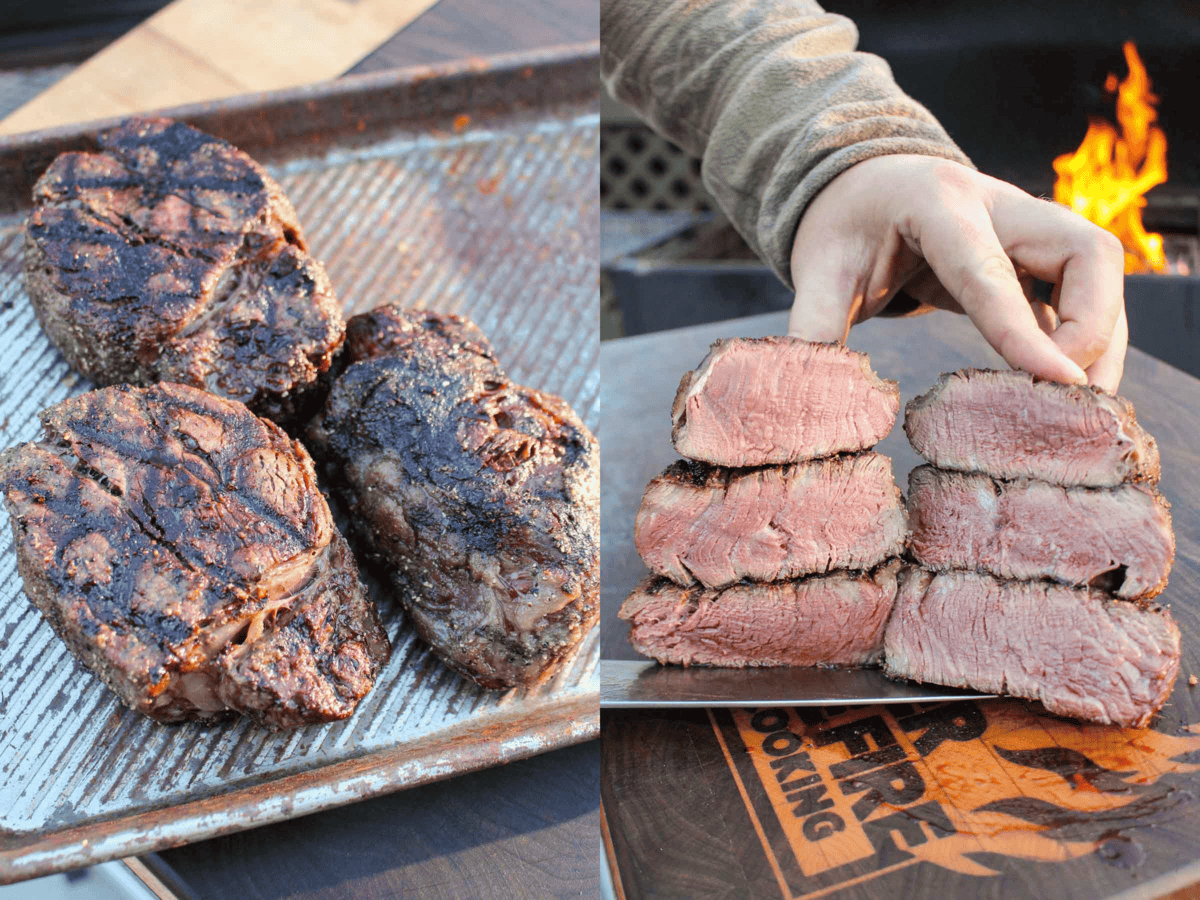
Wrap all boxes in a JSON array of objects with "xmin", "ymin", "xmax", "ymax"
[{"xmin": 827, "ymin": 0, "xmax": 1200, "ymax": 194}]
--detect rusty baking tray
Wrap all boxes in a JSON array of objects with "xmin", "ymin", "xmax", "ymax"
[{"xmin": 0, "ymin": 42, "xmax": 599, "ymax": 882}]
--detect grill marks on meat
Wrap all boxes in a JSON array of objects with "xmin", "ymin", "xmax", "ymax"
[
  {"xmin": 635, "ymin": 454, "xmax": 907, "ymax": 589},
  {"xmin": 907, "ymin": 465, "xmax": 1174, "ymax": 599},
  {"xmin": 671, "ymin": 337, "xmax": 899, "ymax": 466},
  {"xmin": 24, "ymin": 118, "xmax": 343, "ymax": 424},
  {"xmin": 620, "ymin": 562, "xmax": 900, "ymax": 668},
  {"xmin": 0, "ymin": 383, "xmax": 389, "ymax": 726},
  {"xmin": 904, "ymin": 369, "xmax": 1160, "ymax": 486},
  {"xmin": 883, "ymin": 567, "xmax": 1180, "ymax": 728},
  {"xmin": 307, "ymin": 307, "xmax": 599, "ymax": 690}
]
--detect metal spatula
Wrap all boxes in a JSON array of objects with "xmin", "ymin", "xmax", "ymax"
[{"xmin": 601, "ymin": 660, "xmax": 993, "ymax": 708}]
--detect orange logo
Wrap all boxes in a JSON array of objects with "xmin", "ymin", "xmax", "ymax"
[{"xmin": 712, "ymin": 701, "xmax": 1200, "ymax": 899}]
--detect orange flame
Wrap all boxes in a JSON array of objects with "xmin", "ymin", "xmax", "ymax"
[{"xmin": 1053, "ymin": 41, "xmax": 1168, "ymax": 273}]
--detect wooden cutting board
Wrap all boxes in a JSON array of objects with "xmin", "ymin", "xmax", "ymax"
[
  {"xmin": 603, "ymin": 704, "xmax": 1200, "ymax": 900},
  {"xmin": 0, "ymin": 0, "xmax": 441, "ymax": 136}
]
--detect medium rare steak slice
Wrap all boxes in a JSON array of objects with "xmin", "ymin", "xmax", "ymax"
[
  {"xmin": 908, "ymin": 465, "xmax": 1174, "ymax": 599},
  {"xmin": 307, "ymin": 307, "xmax": 599, "ymax": 689},
  {"xmin": 671, "ymin": 337, "xmax": 899, "ymax": 466},
  {"xmin": 24, "ymin": 117, "xmax": 343, "ymax": 424},
  {"xmin": 0, "ymin": 383, "xmax": 389, "ymax": 727},
  {"xmin": 883, "ymin": 568, "xmax": 1179, "ymax": 727},
  {"xmin": 635, "ymin": 453, "xmax": 907, "ymax": 589},
  {"xmin": 620, "ymin": 562, "xmax": 900, "ymax": 667},
  {"xmin": 904, "ymin": 369, "xmax": 1159, "ymax": 486}
]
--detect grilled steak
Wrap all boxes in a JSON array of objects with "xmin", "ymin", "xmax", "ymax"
[
  {"xmin": 904, "ymin": 369, "xmax": 1160, "ymax": 486},
  {"xmin": 907, "ymin": 465, "xmax": 1174, "ymax": 599},
  {"xmin": 24, "ymin": 117, "xmax": 343, "ymax": 424},
  {"xmin": 635, "ymin": 453, "xmax": 907, "ymax": 589},
  {"xmin": 344, "ymin": 303, "xmax": 497, "ymax": 367},
  {"xmin": 671, "ymin": 337, "xmax": 899, "ymax": 466},
  {"xmin": 0, "ymin": 383, "xmax": 389, "ymax": 727},
  {"xmin": 620, "ymin": 562, "xmax": 900, "ymax": 667},
  {"xmin": 306, "ymin": 307, "xmax": 599, "ymax": 689},
  {"xmin": 883, "ymin": 567, "xmax": 1180, "ymax": 727}
]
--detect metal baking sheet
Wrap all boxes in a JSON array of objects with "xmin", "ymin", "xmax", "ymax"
[{"xmin": 0, "ymin": 43, "xmax": 599, "ymax": 882}]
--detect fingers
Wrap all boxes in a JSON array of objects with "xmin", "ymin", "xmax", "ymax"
[
  {"xmin": 904, "ymin": 178, "xmax": 1088, "ymax": 384},
  {"xmin": 1031, "ymin": 299, "xmax": 1059, "ymax": 334},
  {"xmin": 787, "ymin": 282, "xmax": 855, "ymax": 343},
  {"xmin": 788, "ymin": 157, "xmax": 928, "ymax": 343},
  {"xmin": 989, "ymin": 189, "xmax": 1125, "ymax": 373},
  {"xmin": 1084, "ymin": 302, "xmax": 1128, "ymax": 392}
]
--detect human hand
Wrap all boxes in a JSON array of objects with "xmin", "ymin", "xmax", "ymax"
[{"xmin": 788, "ymin": 155, "xmax": 1128, "ymax": 391}]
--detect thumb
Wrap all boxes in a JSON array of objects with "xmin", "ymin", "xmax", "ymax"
[{"xmin": 788, "ymin": 252, "xmax": 857, "ymax": 343}]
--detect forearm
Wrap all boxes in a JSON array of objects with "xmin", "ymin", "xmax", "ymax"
[{"xmin": 600, "ymin": 0, "xmax": 972, "ymax": 288}]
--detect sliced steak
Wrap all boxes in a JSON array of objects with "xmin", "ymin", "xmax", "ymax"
[
  {"xmin": 883, "ymin": 567, "xmax": 1179, "ymax": 727},
  {"xmin": 24, "ymin": 117, "xmax": 343, "ymax": 424},
  {"xmin": 635, "ymin": 453, "xmax": 907, "ymax": 589},
  {"xmin": 620, "ymin": 562, "xmax": 900, "ymax": 667},
  {"xmin": 307, "ymin": 307, "xmax": 599, "ymax": 689},
  {"xmin": 0, "ymin": 383, "xmax": 389, "ymax": 727},
  {"xmin": 907, "ymin": 465, "xmax": 1174, "ymax": 599},
  {"xmin": 671, "ymin": 337, "xmax": 899, "ymax": 466},
  {"xmin": 904, "ymin": 369, "xmax": 1159, "ymax": 486}
]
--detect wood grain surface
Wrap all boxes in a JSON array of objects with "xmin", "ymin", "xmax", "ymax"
[
  {"xmin": 0, "ymin": 0, "xmax": 441, "ymax": 135},
  {"xmin": 601, "ymin": 309, "xmax": 1200, "ymax": 899},
  {"xmin": 158, "ymin": 739, "xmax": 600, "ymax": 900},
  {"xmin": 349, "ymin": 0, "xmax": 596, "ymax": 71}
]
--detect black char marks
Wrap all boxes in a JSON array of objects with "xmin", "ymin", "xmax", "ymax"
[
  {"xmin": 307, "ymin": 305, "xmax": 599, "ymax": 689},
  {"xmin": 0, "ymin": 383, "xmax": 389, "ymax": 727},
  {"xmin": 24, "ymin": 117, "xmax": 343, "ymax": 424}
]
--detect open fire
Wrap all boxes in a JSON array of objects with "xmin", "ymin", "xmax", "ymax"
[{"xmin": 1053, "ymin": 42, "xmax": 1170, "ymax": 274}]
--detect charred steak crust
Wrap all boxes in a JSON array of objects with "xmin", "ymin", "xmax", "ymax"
[
  {"xmin": 0, "ymin": 383, "xmax": 389, "ymax": 727},
  {"xmin": 670, "ymin": 336, "xmax": 900, "ymax": 466},
  {"xmin": 619, "ymin": 562, "xmax": 900, "ymax": 668},
  {"xmin": 24, "ymin": 117, "xmax": 344, "ymax": 424},
  {"xmin": 344, "ymin": 303, "xmax": 498, "ymax": 368},
  {"xmin": 307, "ymin": 308, "xmax": 599, "ymax": 690},
  {"xmin": 903, "ymin": 368, "xmax": 1160, "ymax": 486}
]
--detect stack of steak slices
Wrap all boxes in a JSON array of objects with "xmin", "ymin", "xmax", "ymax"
[
  {"xmin": 886, "ymin": 369, "xmax": 1179, "ymax": 727},
  {"xmin": 620, "ymin": 337, "xmax": 908, "ymax": 667}
]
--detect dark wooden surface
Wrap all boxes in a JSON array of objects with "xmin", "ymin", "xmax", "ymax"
[
  {"xmin": 155, "ymin": 739, "xmax": 599, "ymax": 900},
  {"xmin": 601, "ymin": 309, "xmax": 1200, "ymax": 899},
  {"xmin": 349, "ymin": 0, "xmax": 595, "ymax": 72},
  {"xmin": 148, "ymin": 2, "xmax": 600, "ymax": 899}
]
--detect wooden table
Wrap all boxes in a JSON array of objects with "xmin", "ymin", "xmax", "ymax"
[{"xmin": 601, "ymin": 309, "xmax": 1200, "ymax": 900}]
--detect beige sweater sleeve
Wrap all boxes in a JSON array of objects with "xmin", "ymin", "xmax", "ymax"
[{"xmin": 600, "ymin": 0, "xmax": 973, "ymax": 289}]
